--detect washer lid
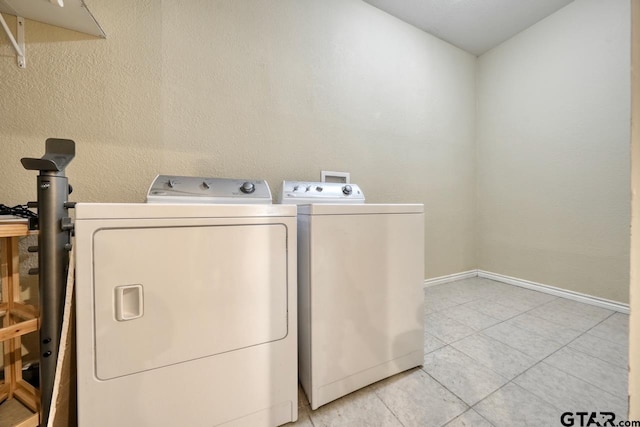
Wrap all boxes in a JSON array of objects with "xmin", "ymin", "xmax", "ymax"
[
  {"xmin": 296, "ymin": 203, "xmax": 424, "ymax": 215},
  {"xmin": 278, "ymin": 181, "xmax": 365, "ymax": 205},
  {"xmin": 146, "ymin": 175, "xmax": 272, "ymax": 204}
]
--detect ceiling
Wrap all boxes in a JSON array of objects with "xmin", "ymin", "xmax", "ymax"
[{"xmin": 362, "ymin": 0, "xmax": 575, "ymax": 56}]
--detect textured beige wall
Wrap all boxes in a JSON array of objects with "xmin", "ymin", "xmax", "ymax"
[
  {"xmin": 476, "ymin": 0, "xmax": 631, "ymax": 303},
  {"xmin": 0, "ymin": 0, "xmax": 477, "ymax": 279}
]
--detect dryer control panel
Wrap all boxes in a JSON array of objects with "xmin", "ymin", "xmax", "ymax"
[
  {"xmin": 278, "ymin": 181, "xmax": 365, "ymax": 205},
  {"xmin": 147, "ymin": 175, "xmax": 272, "ymax": 204}
]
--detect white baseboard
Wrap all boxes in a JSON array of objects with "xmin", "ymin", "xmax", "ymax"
[
  {"xmin": 423, "ymin": 269, "xmax": 629, "ymax": 314},
  {"xmin": 423, "ymin": 270, "xmax": 478, "ymax": 288},
  {"xmin": 477, "ymin": 270, "xmax": 630, "ymax": 314}
]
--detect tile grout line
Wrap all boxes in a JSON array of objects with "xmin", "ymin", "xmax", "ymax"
[
  {"xmin": 426, "ymin": 280, "xmax": 623, "ymax": 408},
  {"xmin": 425, "ymin": 325, "xmax": 551, "ymax": 416},
  {"xmin": 566, "ymin": 339, "xmax": 628, "ymax": 369},
  {"xmin": 425, "ymin": 278, "xmax": 628, "ymax": 421},
  {"xmin": 426, "ymin": 284, "xmax": 612, "ymax": 371},
  {"xmin": 524, "ymin": 312, "xmax": 629, "ymax": 401},
  {"xmin": 471, "ymin": 377, "xmax": 567, "ymax": 416},
  {"xmin": 417, "ymin": 361, "xmax": 472, "ymax": 418},
  {"xmin": 472, "ymin": 309, "xmax": 625, "ymax": 415},
  {"xmin": 468, "ymin": 380, "xmax": 528, "ymax": 425},
  {"xmin": 298, "ymin": 395, "xmax": 317, "ymax": 427},
  {"xmin": 443, "ymin": 407, "xmax": 497, "ymax": 427},
  {"xmin": 429, "ymin": 278, "xmax": 616, "ymax": 333},
  {"xmin": 371, "ymin": 386, "xmax": 408, "ymax": 427}
]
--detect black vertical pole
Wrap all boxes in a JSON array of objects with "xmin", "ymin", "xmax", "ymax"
[{"xmin": 21, "ymin": 139, "xmax": 75, "ymax": 426}]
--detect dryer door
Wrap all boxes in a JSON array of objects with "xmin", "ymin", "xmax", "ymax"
[{"xmin": 91, "ymin": 223, "xmax": 288, "ymax": 380}]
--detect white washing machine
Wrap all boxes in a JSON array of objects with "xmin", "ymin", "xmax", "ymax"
[
  {"xmin": 74, "ymin": 176, "xmax": 298, "ymax": 427},
  {"xmin": 278, "ymin": 181, "xmax": 424, "ymax": 409}
]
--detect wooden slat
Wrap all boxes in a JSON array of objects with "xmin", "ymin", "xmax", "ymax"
[
  {"xmin": 1, "ymin": 237, "xmax": 13, "ymax": 401},
  {"xmin": 0, "ymin": 319, "xmax": 38, "ymax": 341},
  {"xmin": 10, "ymin": 305, "xmax": 39, "ymax": 322},
  {"xmin": 14, "ymin": 381, "xmax": 39, "ymax": 413},
  {"xmin": 13, "ymin": 413, "xmax": 39, "ymax": 427},
  {"xmin": 0, "ymin": 383, "xmax": 10, "ymax": 403},
  {"xmin": 9, "ymin": 237, "xmax": 20, "ymax": 303},
  {"xmin": 2, "ymin": 318, "xmax": 13, "ymax": 400},
  {"xmin": 1, "ymin": 239, "xmax": 9, "ymax": 310},
  {"xmin": 0, "ymin": 223, "xmax": 29, "ymax": 238},
  {"xmin": 1, "ymin": 232, "xmax": 41, "ymax": 426},
  {"xmin": 49, "ymin": 249, "xmax": 75, "ymax": 427},
  {"xmin": 17, "ymin": 380, "xmax": 38, "ymax": 397},
  {"xmin": 18, "ymin": 379, "xmax": 40, "ymax": 396},
  {"xmin": 8, "ymin": 336, "xmax": 19, "ymax": 397},
  {"xmin": 10, "ymin": 337, "xmax": 23, "ymax": 397},
  {"xmin": 12, "ymin": 303, "xmax": 38, "ymax": 314}
]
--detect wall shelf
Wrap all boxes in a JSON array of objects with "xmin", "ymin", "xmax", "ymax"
[{"xmin": 0, "ymin": 0, "xmax": 105, "ymax": 68}]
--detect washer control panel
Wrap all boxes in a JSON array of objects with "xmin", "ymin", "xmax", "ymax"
[
  {"xmin": 278, "ymin": 181, "xmax": 365, "ymax": 204},
  {"xmin": 146, "ymin": 175, "xmax": 272, "ymax": 204}
]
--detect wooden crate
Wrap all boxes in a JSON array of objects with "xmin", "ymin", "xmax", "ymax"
[{"xmin": 0, "ymin": 220, "xmax": 39, "ymax": 427}]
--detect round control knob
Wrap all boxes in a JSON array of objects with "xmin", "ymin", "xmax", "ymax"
[
  {"xmin": 316, "ymin": 186, "xmax": 323, "ymax": 192},
  {"xmin": 342, "ymin": 185, "xmax": 353, "ymax": 195},
  {"xmin": 240, "ymin": 182, "xmax": 255, "ymax": 194},
  {"xmin": 202, "ymin": 181, "xmax": 211, "ymax": 190},
  {"xmin": 167, "ymin": 179, "xmax": 176, "ymax": 188}
]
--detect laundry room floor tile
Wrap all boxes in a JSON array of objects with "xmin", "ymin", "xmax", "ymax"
[
  {"xmin": 422, "ymin": 346, "xmax": 509, "ymax": 406},
  {"xmin": 440, "ymin": 304, "xmax": 502, "ymax": 331},
  {"xmin": 544, "ymin": 297, "xmax": 615, "ymax": 319},
  {"xmin": 424, "ymin": 312, "xmax": 475, "ymax": 343},
  {"xmin": 490, "ymin": 288, "xmax": 557, "ymax": 311},
  {"xmin": 444, "ymin": 409, "xmax": 493, "ymax": 427},
  {"xmin": 461, "ymin": 298, "xmax": 522, "ymax": 321},
  {"xmin": 424, "ymin": 331, "xmax": 447, "ymax": 355},
  {"xmin": 481, "ymin": 322, "xmax": 565, "ymax": 360},
  {"xmin": 423, "ymin": 295, "xmax": 461, "ymax": 313},
  {"xmin": 474, "ymin": 382, "xmax": 561, "ymax": 427},
  {"xmin": 526, "ymin": 299, "xmax": 613, "ymax": 331},
  {"xmin": 568, "ymin": 332, "xmax": 628, "ymax": 369},
  {"xmin": 543, "ymin": 346, "xmax": 628, "ymax": 398},
  {"xmin": 373, "ymin": 368, "xmax": 468, "ymax": 427},
  {"xmin": 513, "ymin": 362, "xmax": 627, "ymax": 415},
  {"xmin": 289, "ymin": 406, "xmax": 314, "ymax": 427},
  {"xmin": 501, "ymin": 312, "xmax": 583, "ymax": 344},
  {"xmin": 298, "ymin": 384, "xmax": 310, "ymax": 408},
  {"xmin": 307, "ymin": 387, "xmax": 403, "ymax": 427},
  {"xmin": 291, "ymin": 278, "xmax": 630, "ymax": 427},
  {"xmin": 450, "ymin": 333, "xmax": 536, "ymax": 379},
  {"xmin": 427, "ymin": 279, "xmax": 489, "ymax": 304},
  {"xmin": 587, "ymin": 312, "xmax": 629, "ymax": 344}
]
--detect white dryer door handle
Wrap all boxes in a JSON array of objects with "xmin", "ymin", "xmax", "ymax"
[{"xmin": 115, "ymin": 284, "xmax": 144, "ymax": 321}]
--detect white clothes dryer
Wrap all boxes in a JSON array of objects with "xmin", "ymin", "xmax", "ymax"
[
  {"xmin": 75, "ymin": 176, "xmax": 298, "ymax": 427},
  {"xmin": 278, "ymin": 181, "xmax": 424, "ymax": 410}
]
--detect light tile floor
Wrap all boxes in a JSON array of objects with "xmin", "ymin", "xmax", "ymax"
[{"xmin": 288, "ymin": 277, "xmax": 629, "ymax": 427}]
